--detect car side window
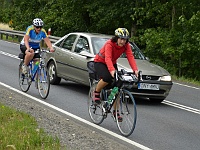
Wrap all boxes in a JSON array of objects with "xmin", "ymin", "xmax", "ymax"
[
  {"xmin": 61, "ymin": 34, "xmax": 77, "ymax": 51},
  {"xmin": 55, "ymin": 40, "xmax": 63, "ymax": 47},
  {"xmin": 74, "ymin": 36, "xmax": 90, "ymax": 53}
]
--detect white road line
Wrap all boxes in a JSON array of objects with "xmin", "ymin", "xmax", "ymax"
[
  {"xmin": 173, "ymin": 82, "xmax": 200, "ymax": 90},
  {"xmin": 0, "ymin": 50, "xmax": 19, "ymax": 59},
  {"xmin": 163, "ymin": 100, "xmax": 200, "ymax": 114},
  {"xmin": 0, "ymin": 81, "xmax": 152, "ymax": 150}
]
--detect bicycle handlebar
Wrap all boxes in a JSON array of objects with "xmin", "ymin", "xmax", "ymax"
[
  {"xmin": 34, "ymin": 48, "xmax": 51, "ymax": 54},
  {"xmin": 113, "ymin": 69, "xmax": 142, "ymax": 88}
]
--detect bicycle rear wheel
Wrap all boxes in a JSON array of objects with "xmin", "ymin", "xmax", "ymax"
[
  {"xmin": 88, "ymin": 80, "xmax": 104, "ymax": 125},
  {"xmin": 19, "ymin": 61, "xmax": 31, "ymax": 92},
  {"xmin": 115, "ymin": 89, "xmax": 137, "ymax": 137},
  {"xmin": 37, "ymin": 66, "xmax": 50, "ymax": 99}
]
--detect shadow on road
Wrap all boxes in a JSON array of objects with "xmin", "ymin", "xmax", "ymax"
[
  {"xmin": 53, "ymin": 79, "xmax": 168, "ymax": 107},
  {"xmin": 52, "ymin": 79, "xmax": 90, "ymax": 94}
]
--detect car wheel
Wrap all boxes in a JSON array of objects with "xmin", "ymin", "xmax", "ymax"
[
  {"xmin": 149, "ymin": 98, "xmax": 164, "ymax": 103},
  {"xmin": 48, "ymin": 61, "xmax": 61, "ymax": 85}
]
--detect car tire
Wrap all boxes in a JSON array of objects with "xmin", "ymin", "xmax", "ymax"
[
  {"xmin": 149, "ymin": 98, "xmax": 164, "ymax": 103},
  {"xmin": 48, "ymin": 61, "xmax": 61, "ymax": 85}
]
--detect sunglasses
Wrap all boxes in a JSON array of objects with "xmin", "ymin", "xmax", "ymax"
[
  {"xmin": 119, "ymin": 38, "xmax": 127, "ymax": 41},
  {"xmin": 35, "ymin": 26, "xmax": 43, "ymax": 29}
]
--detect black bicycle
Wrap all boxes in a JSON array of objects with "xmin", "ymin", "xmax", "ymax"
[
  {"xmin": 18, "ymin": 49, "xmax": 50, "ymax": 99},
  {"xmin": 87, "ymin": 61, "xmax": 141, "ymax": 137}
]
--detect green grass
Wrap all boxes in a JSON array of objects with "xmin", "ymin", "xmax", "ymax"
[
  {"xmin": 172, "ymin": 75, "xmax": 200, "ymax": 86},
  {"xmin": 0, "ymin": 103, "xmax": 63, "ymax": 150}
]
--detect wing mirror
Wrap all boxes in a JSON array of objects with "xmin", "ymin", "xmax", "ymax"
[{"xmin": 79, "ymin": 51, "xmax": 94, "ymax": 58}]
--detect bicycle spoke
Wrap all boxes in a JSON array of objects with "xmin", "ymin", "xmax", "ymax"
[
  {"xmin": 122, "ymin": 113, "xmax": 134, "ymax": 131},
  {"xmin": 19, "ymin": 61, "xmax": 31, "ymax": 92},
  {"xmin": 116, "ymin": 89, "xmax": 137, "ymax": 137},
  {"xmin": 38, "ymin": 67, "xmax": 50, "ymax": 99},
  {"xmin": 88, "ymin": 80, "xmax": 104, "ymax": 125}
]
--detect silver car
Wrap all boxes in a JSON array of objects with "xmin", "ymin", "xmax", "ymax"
[{"xmin": 46, "ymin": 32, "xmax": 173, "ymax": 103}]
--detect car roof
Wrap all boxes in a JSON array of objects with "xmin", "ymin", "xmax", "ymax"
[{"xmin": 69, "ymin": 32, "xmax": 112, "ymax": 38}]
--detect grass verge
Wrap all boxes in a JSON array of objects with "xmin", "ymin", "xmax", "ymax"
[
  {"xmin": 0, "ymin": 103, "xmax": 62, "ymax": 150},
  {"xmin": 172, "ymin": 75, "xmax": 200, "ymax": 87}
]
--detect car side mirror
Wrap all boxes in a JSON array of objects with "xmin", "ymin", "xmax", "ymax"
[{"xmin": 79, "ymin": 51, "xmax": 94, "ymax": 58}]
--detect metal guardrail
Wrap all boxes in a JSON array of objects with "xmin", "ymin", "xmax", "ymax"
[{"xmin": 0, "ymin": 29, "xmax": 60, "ymax": 46}]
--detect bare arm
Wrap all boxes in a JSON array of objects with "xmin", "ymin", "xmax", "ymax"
[
  {"xmin": 24, "ymin": 35, "xmax": 30, "ymax": 50},
  {"xmin": 44, "ymin": 37, "xmax": 54, "ymax": 52}
]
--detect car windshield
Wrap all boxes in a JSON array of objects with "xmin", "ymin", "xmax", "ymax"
[
  {"xmin": 91, "ymin": 37, "xmax": 146, "ymax": 60},
  {"xmin": 121, "ymin": 42, "xmax": 146, "ymax": 60},
  {"xmin": 91, "ymin": 37, "xmax": 109, "ymax": 54}
]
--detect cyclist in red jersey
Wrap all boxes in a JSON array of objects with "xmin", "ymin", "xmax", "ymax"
[{"xmin": 94, "ymin": 28, "xmax": 138, "ymax": 121}]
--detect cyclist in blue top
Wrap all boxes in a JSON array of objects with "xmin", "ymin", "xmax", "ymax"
[{"xmin": 20, "ymin": 18, "xmax": 54, "ymax": 74}]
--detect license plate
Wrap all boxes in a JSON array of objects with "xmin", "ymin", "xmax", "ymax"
[{"xmin": 138, "ymin": 83, "xmax": 159, "ymax": 90}]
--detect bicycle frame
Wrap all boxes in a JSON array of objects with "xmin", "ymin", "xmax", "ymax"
[
  {"xmin": 28, "ymin": 60, "xmax": 39, "ymax": 82},
  {"xmin": 27, "ymin": 50, "xmax": 48, "ymax": 83},
  {"xmin": 19, "ymin": 48, "xmax": 51, "ymax": 99},
  {"xmin": 101, "ymin": 70, "xmax": 141, "ymax": 113},
  {"xmin": 87, "ymin": 65, "xmax": 140, "ymax": 136},
  {"xmin": 101, "ymin": 88, "xmax": 119, "ymax": 113}
]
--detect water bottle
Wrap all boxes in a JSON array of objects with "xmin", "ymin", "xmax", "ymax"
[
  {"xmin": 107, "ymin": 87, "xmax": 118, "ymax": 104},
  {"xmin": 32, "ymin": 61, "xmax": 39, "ymax": 74}
]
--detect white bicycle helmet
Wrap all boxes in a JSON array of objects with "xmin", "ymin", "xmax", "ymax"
[
  {"xmin": 32, "ymin": 18, "xmax": 44, "ymax": 27},
  {"xmin": 115, "ymin": 28, "xmax": 129, "ymax": 39}
]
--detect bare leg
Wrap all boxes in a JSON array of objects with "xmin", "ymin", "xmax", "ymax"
[
  {"xmin": 95, "ymin": 79, "xmax": 108, "ymax": 92},
  {"xmin": 113, "ymin": 95, "xmax": 122, "ymax": 122},
  {"xmin": 24, "ymin": 50, "xmax": 34, "ymax": 66},
  {"xmin": 113, "ymin": 95, "xmax": 120, "ymax": 110}
]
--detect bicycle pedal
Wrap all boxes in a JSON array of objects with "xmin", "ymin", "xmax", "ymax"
[
  {"xmin": 102, "ymin": 106, "xmax": 107, "ymax": 113},
  {"xmin": 28, "ymin": 78, "xmax": 32, "ymax": 83},
  {"xmin": 111, "ymin": 115, "xmax": 117, "ymax": 122},
  {"xmin": 103, "ymin": 114, "xmax": 107, "ymax": 119},
  {"xmin": 92, "ymin": 101, "xmax": 99, "ymax": 107}
]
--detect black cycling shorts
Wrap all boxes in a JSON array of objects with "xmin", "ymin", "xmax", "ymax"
[
  {"xmin": 20, "ymin": 44, "xmax": 40, "ymax": 58},
  {"xmin": 94, "ymin": 62, "xmax": 118, "ymax": 83}
]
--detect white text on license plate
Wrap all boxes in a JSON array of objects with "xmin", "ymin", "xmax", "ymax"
[{"xmin": 138, "ymin": 83, "xmax": 159, "ymax": 90}]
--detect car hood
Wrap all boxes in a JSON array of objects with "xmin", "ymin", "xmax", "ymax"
[{"xmin": 117, "ymin": 59, "xmax": 170, "ymax": 76}]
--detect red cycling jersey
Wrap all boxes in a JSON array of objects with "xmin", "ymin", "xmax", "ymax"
[{"xmin": 94, "ymin": 40, "xmax": 138, "ymax": 73}]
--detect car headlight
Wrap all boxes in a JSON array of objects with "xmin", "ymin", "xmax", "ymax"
[{"xmin": 160, "ymin": 76, "xmax": 171, "ymax": 81}]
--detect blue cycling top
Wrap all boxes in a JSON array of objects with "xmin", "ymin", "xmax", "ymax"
[{"xmin": 20, "ymin": 25, "xmax": 48, "ymax": 49}]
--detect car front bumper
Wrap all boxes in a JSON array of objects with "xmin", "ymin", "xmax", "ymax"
[{"xmin": 128, "ymin": 81, "xmax": 173, "ymax": 99}]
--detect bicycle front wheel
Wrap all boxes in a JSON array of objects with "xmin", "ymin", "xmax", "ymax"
[
  {"xmin": 37, "ymin": 66, "xmax": 50, "ymax": 99},
  {"xmin": 115, "ymin": 89, "xmax": 137, "ymax": 137},
  {"xmin": 88, "ymin": 80, "xmax": 104, "ymax": 125},
  {"xmin": 19, "ymin": 61, "xmax": 31, "ymax": 92}
]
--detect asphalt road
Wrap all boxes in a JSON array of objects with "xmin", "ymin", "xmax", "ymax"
[{"xmin": 0, "ymin": 40, "xmax": 200, "ymax": 150}]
